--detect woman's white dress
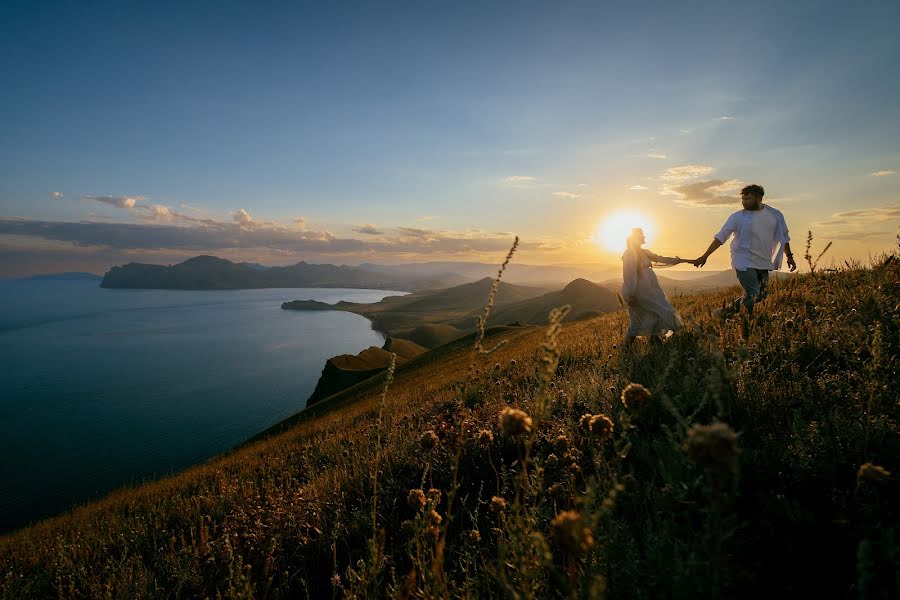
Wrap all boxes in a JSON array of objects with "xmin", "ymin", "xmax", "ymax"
[{"xmin": 621, "ymin": 249, "xmax": 683, "ymax": 337}]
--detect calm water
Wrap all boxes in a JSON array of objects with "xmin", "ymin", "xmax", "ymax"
[{"xmin": 0, "ymin": 279, "xmax": 403, "ymax": 534}]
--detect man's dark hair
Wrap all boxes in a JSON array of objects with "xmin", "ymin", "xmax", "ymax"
[{"xmin": 741, "ymin": 184, "xmax": 765, "ymax": 198}]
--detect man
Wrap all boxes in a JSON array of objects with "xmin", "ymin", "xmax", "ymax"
[{"xmin": 694, "ymin": 184, "xmax": 796, "ymax": 317}]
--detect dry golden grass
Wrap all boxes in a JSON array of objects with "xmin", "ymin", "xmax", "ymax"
[{"xmin": 1, "ymin": 250, "xmax": 897, "ymax": 599}]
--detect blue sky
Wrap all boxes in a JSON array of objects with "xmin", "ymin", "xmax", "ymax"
[{"xmin": 1, "ymin": 0, "xmax": 898, "ymax": 275}]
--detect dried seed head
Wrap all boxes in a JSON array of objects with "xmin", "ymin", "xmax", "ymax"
[
  {"xmin": 510, "ymin": 359, "xmax": 517, "ymax": 367},
  {"xmin": 469, "ymin": 529, "xmax": 481, "ymax": 543},
  {"xmin": 683, "ymin": 422, "xmax": 741, "ymax": 474},
  {"xmin": 499, "ymin": 407, "xmax": 532, "ymax": 436},
  {"xmin": 547, "ymin": 483, "xmax": 566, "ymax": 501},
  {"xmin": 621, "ymin": 383, "xmax": 652, "ymax": 411},
  {"xmin": 478, "ymin": 429, "xmax": 494, "ymax": 445},
  {"xmin": 579, "ymin": 413, "xmax": 593, "ymax": 431},
  {"xmin": 426, "ymin": 509, "xmax": 442, "ymax": 527},
  {"xmin": 553, "ymin": 434, "xmax": 569, "ymax": 452},
  {"xmin": 550, "ymin": 510, "xmax": 594, "ymax": 555},
  {"xmin": 857, "ymin": 463, "xmax": 891, "ymax": 485},
  {"xmin": 427, "ymin": 488, "xmax": 441, "ymax": 505},
  {"xmin": 588, "ymin": 414, "xmax": 614, "ymax": 439},
  {"xmin": 419, "ymin": 430, "xmax": 439, "ymax": 451},
  {"xmin": 545, "ymin": 453, "xmax": 560, "ymax": 472},
  {"xmin": 407, "ymin": 489, "xmax": 427, "ymax": 511},
  {"xmin": 494, "ymin": 363, "xmax": 502, "ymax": 371},
  {"xmin": 490, "ymin": 496, "xmax": 507, "ymax": 513}
]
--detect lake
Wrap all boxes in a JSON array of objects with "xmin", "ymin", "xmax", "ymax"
[{"xmin": 0, "ymin": 279, "xmax": 403, "ymax": 534}]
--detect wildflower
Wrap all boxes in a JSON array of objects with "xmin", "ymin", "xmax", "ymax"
[
  {"xmin": 478, "ymin": 429, "xmax": 494, "ymax": 444},
  {"xmin": 331, "ymin": 574, "xmax": 342, "ymax": 588},
  {"xmin": 490, "ymin": 496, "xmax": 506, "ymax": 513},
  {"xmin": 550, "ymin": 511, "xmax": 594, "ymax": 555},
  {"xmin": 499, "ymin": 407, "xmax": 532, "ymax": 436},
  {"xmin": 621, "ymin": 383, "xmax": 652, "ymax": 411},
  {"xmin": 419, "ymin": 430, "xmax": 439, "ymax": 451},
  {"xmin": 857, "ymin": 463, "xmax": 891, "ymax": 485},
  {"xmin": 683, "ymin": 422, "xmax": 741, "ymax": 474},
  {"xmin": 407, "ymin": 489, "xmax": 426, "ymax": 511},
  {"xmin": 588, "ymin": 414, "xmax": 614, "ymax": 440}
]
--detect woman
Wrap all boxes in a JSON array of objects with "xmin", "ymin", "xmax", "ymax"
[{"xmin": 621, "ymin": 228, "xmax": 688, "ymax": 346}]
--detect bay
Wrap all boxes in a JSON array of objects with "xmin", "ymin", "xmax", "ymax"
[{"xmin": 0, "ymin": 279, "xmax": 403, "ymax": 533}]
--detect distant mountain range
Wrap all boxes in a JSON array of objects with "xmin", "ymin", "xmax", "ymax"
[
  {"xmin": 99, "ymin": 255, "xmax": 466, "ymax": 291},
  {"xmin": 16, "ymin": 272, "xmax": 102, "ymax": 282}
]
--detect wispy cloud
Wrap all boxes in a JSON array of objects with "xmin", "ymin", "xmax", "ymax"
[
  {"xmin": 552, "ymin": 191, "xmax": 579, "ymax": 199},
  {"xmin": 661, "ymin": 165, "xmax": 715, "ymax": 181},
  {"xmin": 830, "ymin": 205, "xmax": 900, "ymax": 222},
  {"xmin": 417, "ymin": 215, "xmax": 435, "ymax": 221},
  {"xmin": 662, "ymin": 178, "xmax": 743, "ymax": 207},
  {"xmin": 353, "ymin": 224, "xmax": 382, "ymax": 235},
  {"xmin": 50, "ymin": 191, "xmax": 64, "ymax": 200},
  {"xmin": 83, "ymin": 194, "xmax": 143, "ymax": 209},
  {"xmin": 629, "ymin": 184, "xmax": 648, "ymax": 191},
  {"xmin": 502, "ymin": 175, "xmax": 537, "ymax": 184},
  {"xmin": 716, "ymin": 115, "xmax": 735, "ymax": 121},
  {"xmin": 870, "ymin": 170, "xmax": 895, "ymax": 177},
  {"xmin": 646, "ymin": 151, "xmax": 667, "ymax": 160}
]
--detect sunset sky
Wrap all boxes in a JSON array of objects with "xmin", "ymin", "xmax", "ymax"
[{"xmin": 1, "ymin": 0, "xmax": 898, "ymax": 276}]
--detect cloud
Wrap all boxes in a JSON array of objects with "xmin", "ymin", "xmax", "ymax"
[
  {"xmin": 679, "ymin": 128, "xmax": 694, "ymax": 134},
  {"xmin": 293, "ymin": 217, "xmax": 306, "ymax": 228},
  {"xmin": 829, "ymin": 205, "xmax": 900, "ymax": 222},
  {"xmin": 353, "ymin": 224, "xmax": 382, "ymax": 235},
  {"xmin": 502, "ymin": 175, "xmax": 537, "ymax": 184},
  {"xmin": 629, "ymin": 185, "xmax": 648, "ymax": 191},
  {"xmin": 83, "ymin": 195, "xmax": 142, "ymax": 209},
  {"xmin": 646, "ymin": 151, "xmax": 667, "ymax": 160},
  {"xmin": 823, "ymin": 230, "xmax": 896, "ymax": 241},
  {"xmin": 870, "ymin": 170, "xmax": 895, "ymax": 177},
  {"xmin": 0, "ymin": 217, "xmax": 541, "ymax": 259},
  {"xmin": 552, "ymin": 191, "xmax": 579, "ymax": 199},
  {"xmin": 661, "ymin": 165, "xmax": 715, "ymax": 181},
  {"xmin": 663, "ymin": 179, "xmax": 744, "ymax": 207},
  {"xmin": 716, "ymin": 115, "xmax": 735, "ymax": 121},
  {"xmin": 50, "ymin": 191, "xmax": 64, "ymax": 199},
  {"xmin": 232, "ymin": 208, "xmax": 253, "ymax": 226},
  {"xmin": 417, "ymin": 215, "xmax": 435, "ymax": 221}
]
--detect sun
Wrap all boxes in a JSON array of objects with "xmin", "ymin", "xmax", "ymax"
[{"xmin": 595, "ymin": 212, "xmax": 654, "ymax": 253}]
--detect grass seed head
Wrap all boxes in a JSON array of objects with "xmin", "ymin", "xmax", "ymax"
[
  {"xmin": 550, "ymin": 510, "xmax": 594, "ymax": 555},
  {"xmin": 683, "ymin": 422, "xmax": 741, "ymax": 474},
  {"xmin": 621, "ymin": 383, "xmax": 652, "ymax": 411},
  {"xmin": 499, "ymin": 407, "xmax": 532, "ymax": 436}
]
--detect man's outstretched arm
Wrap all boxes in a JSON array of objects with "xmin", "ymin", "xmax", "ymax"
[{"xmin": 694, "ymin": 239, "xmax": 722, "ymax": 268}]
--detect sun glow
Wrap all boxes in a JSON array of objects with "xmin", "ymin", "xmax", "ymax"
[{"xmin": 596, "ymin": 212, "xmax": 655, "ymax": 253}]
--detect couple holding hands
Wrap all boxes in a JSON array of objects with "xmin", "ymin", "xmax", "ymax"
[{"xmin": 621, "ymin": 184, "xmax": 796, "ymax": 346}]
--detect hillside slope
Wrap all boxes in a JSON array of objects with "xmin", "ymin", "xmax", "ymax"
[{"xmin": 1, "ymin": 259, "xmax": 897, "ymax": 599}]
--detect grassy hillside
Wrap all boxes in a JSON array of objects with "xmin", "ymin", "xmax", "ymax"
[{"xmin": 1, "ymin": 256, "xmax": 897, "ymax": 599}]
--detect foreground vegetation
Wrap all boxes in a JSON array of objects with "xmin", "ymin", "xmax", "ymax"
[{"xmin": 1, "ymin": 250, "xmax": 897, "ymax": 599}]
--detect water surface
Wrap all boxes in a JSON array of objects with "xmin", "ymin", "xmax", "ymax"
[{"xmin": 0, "ymin": 279, "xmax": 403, "ymax": 533}]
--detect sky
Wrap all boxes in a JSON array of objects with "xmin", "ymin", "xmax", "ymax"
[{"xmin": 1, "ymin": 0, "xmax": 898, "ymax": 277}]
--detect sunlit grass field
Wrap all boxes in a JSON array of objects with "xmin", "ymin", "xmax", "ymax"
[{"xmin": 1, "ymin": 250, "xmax": 897, "ymax": 599}]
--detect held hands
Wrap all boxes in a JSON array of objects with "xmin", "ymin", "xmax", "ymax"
[{"xmin": 693, "ymin": 256, "xmax": 708, "ymax": 268}]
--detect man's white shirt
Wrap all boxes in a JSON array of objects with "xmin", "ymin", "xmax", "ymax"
[{"xmin": 714, "ymin": 205, "xmax": 790, "ymax": 271}]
